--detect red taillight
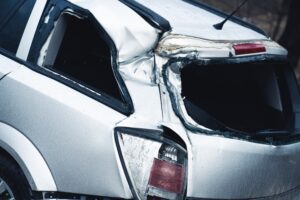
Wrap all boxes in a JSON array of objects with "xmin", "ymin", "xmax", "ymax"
[
  {"xmin": 148, "ymin": 158, "xmax": 185, "ymax": 194},
  {"xmin": 233, "ymin": 43, "xmax": 266, "ymax": 55},
  {"xmin": 117, "ymin": 130, "xmax": 187, "ymax": 200}
]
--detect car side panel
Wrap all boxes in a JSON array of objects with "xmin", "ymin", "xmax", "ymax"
[
  {"xmin": 0, "ymin": 54, "xmax": 20, "ymax": 79},
  {"xmin": 0, "ymin": 66, "xmax": 132, "ymax": 198}
]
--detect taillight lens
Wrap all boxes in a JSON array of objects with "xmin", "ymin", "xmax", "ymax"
[
  {"xmin": 233, "ymin": 43, "xmax": 266, "ymax": 55},
  {"xmin": 115, "ymin": 128, "xmax": 187, "ymax": 200},
  {"xmin": 149, "ymin": 158, "xmax": 184, "ymax": 194}
]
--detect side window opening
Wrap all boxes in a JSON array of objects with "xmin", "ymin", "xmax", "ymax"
[
  {"xmin": 0, "ymin": 0, "xmax": 36, "ymax": 54},
  {"xmin": 38, "ymin": 12, "xmax": 124, "ymax": 102}
]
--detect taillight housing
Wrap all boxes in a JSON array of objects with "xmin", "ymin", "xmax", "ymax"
[
  {"xmin": 115, "ymin": 128, "xmax": 187, "ymax": 200},
  {"xmin": 233, "ymin": 43, "xmax": 266, "ymax": 55}
]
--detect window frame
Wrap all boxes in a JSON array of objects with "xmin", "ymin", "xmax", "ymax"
[
  {"xmin": 0, "ymin": 0, "xmax": 42, "ymax": 56},
  {"xmin": 16, "ymin": 0, "xmax": 47, "ymax": 60},
  {"xmin": 26, "ymin": 0, "xmax": 134, "ymax": 115},
  {"xmin": 161, "ymin": 55, "xmax": 300, "ymax": 144}
]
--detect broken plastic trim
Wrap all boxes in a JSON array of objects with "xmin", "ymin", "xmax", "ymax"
[
  {"xmin": 28, "ymin": 0, "xmax": 68, "ymax": 62},
  {"xmin": 162, "ymin": 54, "xmax": 300, "ymax": 145},
  {"xmin": 119, "ymin": 0, "xmax": 171, "ymax": 33},
  {"xmin": 27, "ymin": 0, "xmax": 134, "ymax": 116},
  {"xmin": 182, "ymin": 0, "xmax": 267, "ymax": 36}
]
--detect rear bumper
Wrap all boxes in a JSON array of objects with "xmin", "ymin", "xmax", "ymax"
[
  {"xmin": 186, "ymin": 132, "xmax": 300, "ymax": 199},
  {"xmin": 187, "ymin": 186, "xmax": 300, "ymax": 200},
  {"xmin": 187, "ymin": 187, "xmax": 300, "ymax": 200}
]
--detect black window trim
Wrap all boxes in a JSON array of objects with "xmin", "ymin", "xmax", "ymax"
[
  {"xmin": 25, "ymin": 0, "xmax": 134, "ymax": 116},
  {"xmin": 119, "ymin": 0, "xmax": 171, "ymax": 33},
  {"xmin": 0, "ymin": 0, "xmax": 27, "ymax": 30},
  {"xmin": 0, "ymin": 0, "xmax": 37, "ymax": 54}
]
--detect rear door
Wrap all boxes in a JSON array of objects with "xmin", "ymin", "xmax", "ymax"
[{"xmin": 0, "ymin": 1, "xmax": 133, "ymax": 196}]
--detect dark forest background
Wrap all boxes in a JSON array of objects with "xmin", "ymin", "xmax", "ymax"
[{"xmin": 198, "ymin": 0, "xmax": 300, "ymax": 80}]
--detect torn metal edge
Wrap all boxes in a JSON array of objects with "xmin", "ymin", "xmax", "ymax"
[{"xmin": 161, "ymin": 54, "xmax": 300, "ymax": 145}]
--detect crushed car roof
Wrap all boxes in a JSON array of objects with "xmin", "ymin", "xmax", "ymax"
[
  {"xmin": 69, "ymin": 0, "xmax": 160, "ymax": 62},
  {"xmin": 135, "ymin": 0, "xmax": 268, "ymax": 41},
  {"xmin": 69, "ymin": 0, "xmax": 270, "ymax": 61}
]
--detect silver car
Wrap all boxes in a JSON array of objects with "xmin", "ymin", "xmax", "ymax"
[{"xmin": 0, "ymin": 0, "xmax": 299, "ymax": 199}]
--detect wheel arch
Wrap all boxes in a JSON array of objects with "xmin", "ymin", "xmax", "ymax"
[{"xmin": 0, "ymin": 122, "xmax": 57, "ymax": 191}]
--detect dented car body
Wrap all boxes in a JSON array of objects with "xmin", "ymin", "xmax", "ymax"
[{"xmin": 0, "ymin": 0, "xmax": 300, "ymax": 199}]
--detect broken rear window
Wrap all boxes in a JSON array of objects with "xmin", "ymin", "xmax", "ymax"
[{"xmin": 180, "ymin": 62, "xmax": 300, "ymax": 134}]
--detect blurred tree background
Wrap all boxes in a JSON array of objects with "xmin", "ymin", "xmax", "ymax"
[{"xmin": 198, "ymin": 0, "xmax": 300, "ymax": 79}]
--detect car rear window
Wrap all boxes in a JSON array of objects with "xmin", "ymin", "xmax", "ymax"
[{"xmin": 181, "ymin": 62, "xmax": 300, "ymax": 134}]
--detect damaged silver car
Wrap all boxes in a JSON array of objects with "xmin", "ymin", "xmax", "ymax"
[{"xmin": 0, "ymin": 0, "xmax": 299, "ymax": 199}]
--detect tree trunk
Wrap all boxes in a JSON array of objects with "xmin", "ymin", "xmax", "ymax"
[
  {"xmin": 279, "ymin": 0, "xmax": 300, "ymax": 67},
  {"xmin": 272, "ymin": 0, "xmax": 286, "ymax": 40}
]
